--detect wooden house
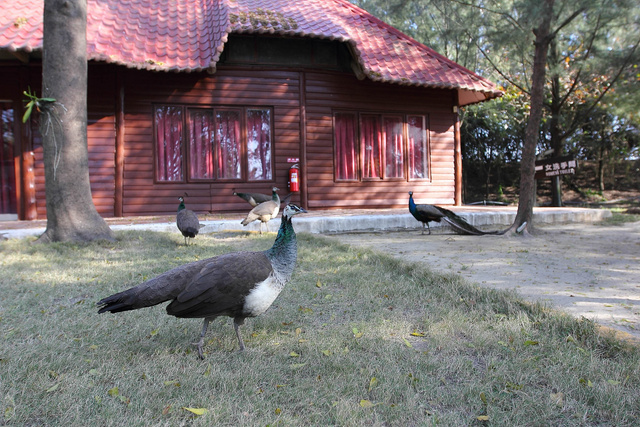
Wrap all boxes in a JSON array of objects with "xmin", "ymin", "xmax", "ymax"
[{"xmin": 0, "ymin": 0, "xmax": 502, "ymax": 220}]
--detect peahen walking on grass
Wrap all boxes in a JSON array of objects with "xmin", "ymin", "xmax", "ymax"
[
  {"xmin": 408, "ymin": 191, "xmax": 497, "ymax": 235},
  {"xmin": 177, "ymin": 196, "xmax": 200, "ymax": 245},
  {"xmin": 241, "ymin": 187, "xmax": 281, "ymax": 233},
  {"xmin": 97, "ymin": 203, "xmax": 307, "ymax": 359}
]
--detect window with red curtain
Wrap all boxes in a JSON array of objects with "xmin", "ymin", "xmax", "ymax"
[
  {"xmin": 361, "ymin": 114, "xmax": 382, "ymax": 179},
  {"xmin": 334, "ymin": 113, "xmax": 358, "ymax": 181},
  {"xmin": 188, "ymin": 109, "xmax": 214, "ymax": 180},
  {"xmin": 155, "ymin": 106, "xmax": 184, "ymax": 182},
  {"xmin": 215, "ymin": 109, "xmax": 242, "ymax": 179},
  {"xmin": 407, "ymin": 115, "xmax": 429, "ymax": 180},
  {"xmin": 155, "ymin": 105, "xmax": 273, "ymax": 183},
  {"xmin": 383, "ymin": 116, "xmax": 404, "ymax": 179},
  {"xmin": 1, "ymin": 102, "xmax": 17, "ymax": 214},
  {"xmin": 333, "ymin": 112, "xmax": 429, "ymax": 182},
  {"xmin": 246, "ymin": 109, "xmax": 272, "ymax": 181}
]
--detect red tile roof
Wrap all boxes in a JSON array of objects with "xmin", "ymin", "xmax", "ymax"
[{"xmin": 0, "ymin": 0, "xmax": 502, "ymax": 105}]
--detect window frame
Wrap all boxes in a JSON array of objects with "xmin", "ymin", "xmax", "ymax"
[
  {"xmin": 333, "ymin": 110, "xmax": 431, "ymax": 183},
  {"xmin": 153, "ymin": 104, "xmax": 275, "ymax": 184}
]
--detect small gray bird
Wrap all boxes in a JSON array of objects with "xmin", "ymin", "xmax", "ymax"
[{"xmin": 176, "ymin": 196, "xmax": 200, "ymax": 245}]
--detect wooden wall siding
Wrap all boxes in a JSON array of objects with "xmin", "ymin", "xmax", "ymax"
[
  {"xmin": 303, "ymin": 72, "xmax": 456, "ymax": 209},
  {"xmin": 3, "ymin": 62, "xmax": 458, "ymax": 219},
  {"xmin": 120, "ymin": 68, "xmax": 304, "ymax": 216}
]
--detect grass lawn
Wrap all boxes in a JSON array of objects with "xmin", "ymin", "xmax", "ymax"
[{"xmin": 1, "ymin": 230, "xmax": 639, "ymax": 426}]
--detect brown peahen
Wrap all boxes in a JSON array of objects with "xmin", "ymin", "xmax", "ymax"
[
  {"xmin": 240, "ymin": 187, "xmax": 281, "ymax": 233},
  {"xmin": 176, "ymin": 196, "xmax": 200, "ymax": 245},
  {"xmin": 97, "ymin": 203, "xmax": 307, "ymax": 359},
  {"xmin": 408, "ymin": 191, "xmax": 498, "ymax": 235}
]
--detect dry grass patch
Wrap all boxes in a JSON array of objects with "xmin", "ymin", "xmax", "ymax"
[{"xmin": 1, "ymin": 230, "xmax": 639, "ymax": 426}]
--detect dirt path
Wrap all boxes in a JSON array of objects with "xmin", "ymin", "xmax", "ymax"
[{"xmin": 331, "ymin": 221, "xmax": 640, "ymax": 342}]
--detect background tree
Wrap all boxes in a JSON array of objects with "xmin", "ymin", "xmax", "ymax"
[
  {"xmin": 351, "ymin": 0, "xmax": 640, "ymax": 231},
  {"xmin": 37, "ymin": 0, "xmax": 113, "ymax": 242}
]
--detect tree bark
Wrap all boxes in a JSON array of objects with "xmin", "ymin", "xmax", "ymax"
[
  {"xmin": 505, "ymin": 0, "xmax": 555, "ymax": 235},
  {"xmin": 37, "ymin": 0, "xmax": 113, "ymax": 242}
]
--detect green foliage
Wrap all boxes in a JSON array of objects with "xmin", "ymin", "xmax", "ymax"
[
  {"xmin": 1, "ymin": 231, "xmax": 639, "ymax": 425},
  {"xmin": 350, "ymin": 0, "xmax": 640, "ymax": 200},
  {"xmin": 22, "ymin": 87, "xmax": 56, "ymax": 123}
]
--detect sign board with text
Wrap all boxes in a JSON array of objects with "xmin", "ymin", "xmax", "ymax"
[{"xmin": 534, "ymin": 156, "xmax": 578, "ymax": 180}]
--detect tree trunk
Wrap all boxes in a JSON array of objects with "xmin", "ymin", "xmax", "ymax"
[
  {"xmin": 37, "ymin": 0, "xmax": 113, "ymax": 243},
  {"xmin": 597, "ymin": 145, "xmax": 606, "ymax": 192},
  {"xmin": 548, "ymin": 41, "xmax": 563, "ymax": 207},
  {"xmin": 506, "ymin": 0, "xmax": 555, "ymax": 235}
]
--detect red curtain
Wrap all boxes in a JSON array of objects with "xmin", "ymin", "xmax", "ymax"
[
  {"xmin": 155, "ymin": 106, "xmax": 183, "ymax": 181},
  {"xmin": 334, "ymin": 113, "xmax": 357, "ymax": 180},
  {"xmin": 246, "ymin": 109, "xmax": 272, "ymax": 181},
  {"xmin": 384, "ymin": 116, "xmax": 404, "ymax": 178},
  {"xmin": 215, "ymin": 110, "xmax": 242, "ymax": 179},
  {"xmin": 1, "ymin": 103, "xmax": 17, "ymax": 214},
  {"xmin": 407, "ymin": 115, "xmax": 428, "ymax": 179},
  {"xmin": 188, "ymin": 109, "xmax": 214, "ymax": 179},
  {"xmin": 361, "ymin": 115, "xmax": 382, "ymax": 179}
]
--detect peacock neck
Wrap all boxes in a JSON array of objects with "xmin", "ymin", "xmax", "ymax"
[
  {"xmin": 408, "ymin": 195, "xmax": 417, "ymax": 214},
  {"xmin": 265, "ymin": 215, "xmax": 298, "ymax": 282},
  {"xmin": 178, "ymin": 202, "xmax": 186, "ymax": 212}
]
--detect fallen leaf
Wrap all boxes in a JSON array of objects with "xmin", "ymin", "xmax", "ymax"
[
  {"xmin": 162, "ymin": 405, "xmax": 172, "ymax": 415},
  {"xmin": 368, "ymin": 377, "xmax": 378, "ymax": 392},
  {"xmin": 289, "ymin": 351, "xmax": 300, "ymax": 357},
  {"xmin": 402, "ymin": 338, "xmax": 413, "ymax": 348},
  {"xmin": 523, "ymin": 340, "xmax": 539, "ymax": 346},
  {"xmin": 107, "ymin": 387, "xmax": 119, "ymax": 397},
  {"xmin": 275, "ymin": 408, "xmax": 282, "ymax": 415},
  {"xmin": 359, "ymin": 399, "xmax": 374, "ymax": 408},
  {"xmin": 290, "ymin": 363, "xmax": 307, "ymax": 369},
  {"xmin": 164, "ymin": 380, "xmax": 180, "ymax": 387},
  {"xmin": 322, "ymin": 350, "xmax": 331, "ymax": 356},
  {"xmin": 477, "ymin": 415, "xmax": 489, "ymax": 421},
  {"xmin": 316, "ymin": 280, "xmax": 322, "ymax": 288},
  {"xmin": 182, "ymin": 407, "xmax": 209, "ymax": 416},
  {"xmin": 607, "ymin": 379, "xmax": 620, "ymax": 385},
  {"xmin": 579, "ymin": 378, "xmax": 593, "ymax": 387},
  {"xmin": 46, "ymin": 383, "xmax": 60, "ymax": 393},
  {"xmin": 550, "ymin": 392, "xmax": 564, "ymax": 405},
  {"xmin": 410, "ymin": 331, "xmax": 426, "ymax": 337}
]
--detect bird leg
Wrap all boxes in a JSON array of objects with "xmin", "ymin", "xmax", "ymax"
[
  {"xmin": 196, "ymin": 317, "xmax": 213, "ymax": 359},
  {"xmin": 233, "ymin": 317, "xmax": 246, "ymax": 351}
]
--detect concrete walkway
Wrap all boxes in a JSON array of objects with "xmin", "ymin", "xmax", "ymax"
[{"xmin": 0, "ymin": 206, "xmax": 612, "ymax": 239}]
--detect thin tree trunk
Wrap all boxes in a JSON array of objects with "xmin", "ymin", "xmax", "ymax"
[
  {"xmin": 505, "ymin": 0, "xmax": 555, "ymax": 235},
  {"xmin": 37, "ymin": 0, "xmax": 113, "ymax": 242}
]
